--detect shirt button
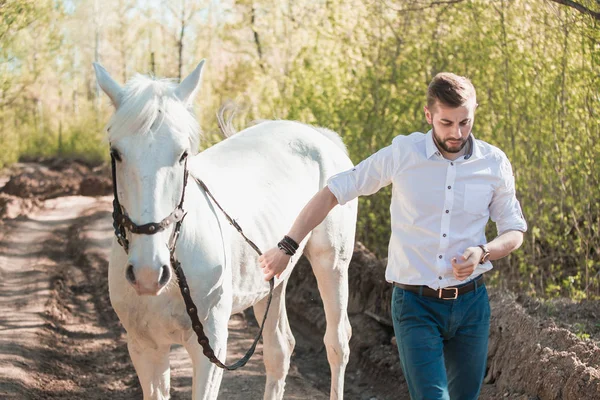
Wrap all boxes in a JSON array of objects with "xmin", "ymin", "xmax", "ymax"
[
  {"xmin": 445, "ymin": 210, "xmax": 449, "ymax": 213},
  {"xmin": 438, "ymin": 276, "xmax": 442, "ymax": 280},
  {"xmin": 447, "ymin": 186, "xmax": 451, "ymax": 189},
  {"xmin": 438, "ymin": 255, "xmax": 443, "ymax": 259},
  {"xmin": 436, "ymin": 152, "xmax": 441, "ymax": 156},
  {"xmin": 443, "ymin": 233, "xmax": 447, "ymax": 237},
  {"xmin": 451, "ymin": 162, "xmax": 454, "ymax": 166}
]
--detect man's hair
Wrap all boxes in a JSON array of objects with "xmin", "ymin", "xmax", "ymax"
[{"xmin": 427, "ymin": 72, "xmax": 476, "ymax": 110}]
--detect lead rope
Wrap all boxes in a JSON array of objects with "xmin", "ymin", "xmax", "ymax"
[{"xmin": 171, "ymin": 175, "xmax": 274, "ymax": 370}]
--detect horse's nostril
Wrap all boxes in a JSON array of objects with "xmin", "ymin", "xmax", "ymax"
[
  {"xmin": 159, "ymin": 265, "xmax": 171, "ymax": 286},
  {"xmin": 126, "ymin": 264, "xmax": 136, "ymax": 283}
]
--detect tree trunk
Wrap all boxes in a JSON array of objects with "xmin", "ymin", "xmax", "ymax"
[{"xmin": 178, "ymin": 1, "xmax": 185, "ymax": 81}]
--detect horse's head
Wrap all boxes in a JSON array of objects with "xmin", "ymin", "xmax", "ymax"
[{"xmin": 94, "ymin": 61, "xmax": 205, "ymax": 296}]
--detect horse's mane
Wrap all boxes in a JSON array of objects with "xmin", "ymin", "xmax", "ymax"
[{"xmin": 106, "ymin": 74, "xmax": 201, "ymax": 153}]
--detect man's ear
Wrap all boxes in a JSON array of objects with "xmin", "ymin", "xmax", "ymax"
[{"xmin": 424, "ymin": 106, "xmax": 433, "ymax": 124}]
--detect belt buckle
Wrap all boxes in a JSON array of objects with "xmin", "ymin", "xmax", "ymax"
[{"xmin": 439, "ymin": 287, "xmax": 458, "ymax": 300}]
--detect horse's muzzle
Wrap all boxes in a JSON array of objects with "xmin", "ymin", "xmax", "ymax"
[{"xmin": 126, "ymin": 264, "xmax": 171, "ymax": 296}]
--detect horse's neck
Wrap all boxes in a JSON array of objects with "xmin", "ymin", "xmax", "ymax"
[
  {"xmin": 176, "ymin": 178, "xmax": 233, "ymax": 280},
  {"xmin": 178, "ymin": 175, "xmax": 268, "ymax": 306}
]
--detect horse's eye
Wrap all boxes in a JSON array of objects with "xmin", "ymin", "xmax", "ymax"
[
  {"xmin": 179, "ymin": 151, "xmax": 189, "ymax": 163},
  {"xmin": 111, "ymin": 148, "xmax": 122, "ymax": 162}
]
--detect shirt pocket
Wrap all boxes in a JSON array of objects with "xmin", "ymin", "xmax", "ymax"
[{"xmin": 463, "ymin": 184, "xmax": 493, "ymax": 215}]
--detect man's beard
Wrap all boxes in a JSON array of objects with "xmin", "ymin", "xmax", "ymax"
[{"xmin": 432, "ymin": 127, "xmax": 469, "ymax": 154}]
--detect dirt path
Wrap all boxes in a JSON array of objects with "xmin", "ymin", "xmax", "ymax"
[
  {"xmin": 0, "ymin": 196, "xmax": 382, "ymax": 399},
  {"xmin": 0, "ymin": 196, "xmax": 105, "ymax": 398}
]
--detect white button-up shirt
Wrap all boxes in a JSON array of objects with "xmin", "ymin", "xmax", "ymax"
[{"xmin": 327, "ymin": 130, "xmax": 527, "ymax": 289}]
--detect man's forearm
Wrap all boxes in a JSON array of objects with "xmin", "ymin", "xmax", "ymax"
[
  {"xmin": 487, "ymin": 230, "xmax": 524, "ymax": 261},
  {"xmin": 287, "ymin": 186, "xmax": 339, "ymax": 243}
]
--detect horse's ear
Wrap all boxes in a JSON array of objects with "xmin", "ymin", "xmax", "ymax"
[
  {"xmin": 174, "ymin": 59, "xmax": 205, "ymax": 105},
  {"xmin": 93, "ymin": 63, "xmax": 123, "ymax": 109}
]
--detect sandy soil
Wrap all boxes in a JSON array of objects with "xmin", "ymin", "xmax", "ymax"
[{"xmin": 0, "ymin": 196, "xmax": 110, "ymax": 398}]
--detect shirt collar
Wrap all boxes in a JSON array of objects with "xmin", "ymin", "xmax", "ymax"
[
  {"xmin": 425, "ymin": 129, "xmax": 480, "ymax": 161},
  {"xmin": 466, "ymin": 134, "xmax": 482, "ymax": 160},
  {"xmin": 425, "ymin": 130, "xmax": 438, "ymax": 159}
]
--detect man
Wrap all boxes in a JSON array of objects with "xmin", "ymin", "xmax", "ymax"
[{"xmin": 259, "ymin": 72, "xmax": 527, "ymax": 399}]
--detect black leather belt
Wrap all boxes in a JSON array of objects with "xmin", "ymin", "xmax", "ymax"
[{"xmin": 394, "ymin": 275, "xmax": 484, "ymax": 300}]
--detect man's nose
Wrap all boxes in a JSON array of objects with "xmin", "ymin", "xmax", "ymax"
[{"xmin": 449, "ymin": 125, "xmax": 462, "ymax": 138}]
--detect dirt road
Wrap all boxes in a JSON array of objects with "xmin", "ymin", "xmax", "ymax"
[{"xmin": 0, "ymin": 196, "xmax": 102, "ymax": 398}]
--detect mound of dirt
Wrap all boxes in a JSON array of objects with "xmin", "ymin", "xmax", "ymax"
[
  {"xmin": 80, "ymin": 176, "xmax": 113, "ymax": 197},
  {"xmin": 486, "ymin": 291, "xmax": 600, "ymax": 399},
  {"xmin": 2, "ymin": 163, "xmax": 79, "ymax": 199},
  {"xmin": 517, "ymin": 295, "xmax": 600, "ymax": 344},
  {"xmin": 0, "ymin": 159, "xmax": 111, "ymax": 218}
]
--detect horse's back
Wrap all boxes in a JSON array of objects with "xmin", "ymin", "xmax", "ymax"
[
  {"xmin": 189, "ymin": 120, "xmax": 352, "ymax": 223},
  {"xmin": 194, "ymin": 120, "xmax": 351, "ymax": 180}
]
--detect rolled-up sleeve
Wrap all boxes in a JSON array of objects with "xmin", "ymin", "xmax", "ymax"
[
  {"xmin": 490, "ymin": 156, "xmax": 527, "ymax": 235},
  {"xmin": 327, "ymin": 145, "xmax": 395, "ymax": 205}
]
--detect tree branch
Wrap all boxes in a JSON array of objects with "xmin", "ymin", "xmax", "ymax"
[
  {"xmin": 548, "ymin": 0, "xmax": 600, "ymax": 20},
  {"xmin": 250, "ymin": 4, "xmax": 265, "ymax": 72}
]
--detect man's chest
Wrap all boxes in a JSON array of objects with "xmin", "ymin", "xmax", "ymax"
[{"xmin": 391, "ymin": 161, "xmax": 498, "ymax": 221}]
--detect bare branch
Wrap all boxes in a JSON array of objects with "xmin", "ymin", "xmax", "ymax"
[
  {"xmin": 548, "ymin": 0, "xmax": 600, "ymax": 20},
  {"xmin": 178, "ymin": 1, "xmax": 185, "ymax": 81},
  {"xmin": 250, "ymin": 4, "xmax": 265, "ymax": 72}
]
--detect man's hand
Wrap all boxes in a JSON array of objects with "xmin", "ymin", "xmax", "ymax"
[
  {"xmin": 258, "ymin": 187, "xmax": 339, "ymax": 281},
  {"xmin": 259, "ymin": 247, "xmax": 291, "ymax": 281},
  {"xmin": 451, "ymin": 246, "xmax": 483, "ymax": 281}
]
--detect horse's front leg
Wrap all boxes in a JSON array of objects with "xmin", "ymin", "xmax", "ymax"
[
  {"xmin": 184, "ymin": 307, "xmax": 230, "ymax": 400},
  {"xmin": 128, "ymin": 338, "xmax": 171, "ymax": 400}
]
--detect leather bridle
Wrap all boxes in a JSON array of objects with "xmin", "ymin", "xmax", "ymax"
[
  {"xmin": 110, "ymin": 154, "xmax": 188, "ymax": 253},
  {"xmin": 110, "ymin": 152, "xmax": 274, "ymax": 370}
]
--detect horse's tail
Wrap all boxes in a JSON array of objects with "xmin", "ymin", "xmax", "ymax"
[
  {"xmin": 216, "ymin": 103, "xmax": 272, "ymax": 139},
  {"xmin": 216, "ymin": 106, "xmax": 348, "ymax": 156},
  {"xmin": 216, "ymin": 102, "xmax": 237, "ymax": 138},
  {"xmin": 311, "ymin": 126, "xmax": 348, "ymax": 156}
]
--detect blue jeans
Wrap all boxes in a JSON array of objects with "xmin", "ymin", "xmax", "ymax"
[{"xmin": 391, "ymin": 280, "xmax": 490, "ymax": 400}]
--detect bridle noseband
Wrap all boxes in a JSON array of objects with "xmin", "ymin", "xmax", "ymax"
[{"xmin": 110, "ymin": 150, "xmax": 273, "ymax": 371}]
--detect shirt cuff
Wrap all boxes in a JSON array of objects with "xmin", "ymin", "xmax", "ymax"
[
  {"xmin": 327, "ymin": 170, "xmax": 359, "ymax": 206},
  {"xmin": 497, "ymin": 201, "xmax": 528, "ymax": 235}
]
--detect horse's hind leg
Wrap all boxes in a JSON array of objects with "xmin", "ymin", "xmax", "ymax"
[
  {"xmin": 253, "ymin": 282, "xmax": 295, "ymax": 400},
  {"xmin": 128, "ymin": 339, "xmax": 171, "ymax": 399},
  {"xmin": 304, "ymin": 206, "xmax": 356, "ymax": 400}
]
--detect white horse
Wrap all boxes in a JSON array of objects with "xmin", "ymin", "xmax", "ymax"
[{"xmin": 93, "ymin": 60, "xmax": 357, "ymax": 400}]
